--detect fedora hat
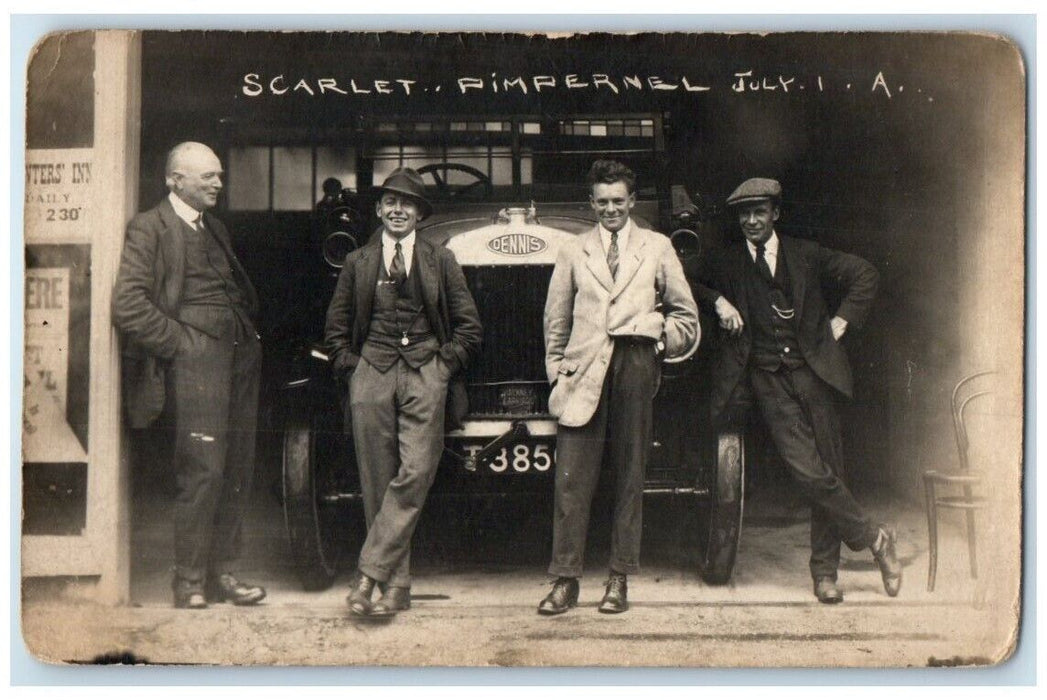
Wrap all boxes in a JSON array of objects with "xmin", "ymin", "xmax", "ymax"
[{"xmin": 374, "ymin": 167, "xmax": 433, "ymax": 219}]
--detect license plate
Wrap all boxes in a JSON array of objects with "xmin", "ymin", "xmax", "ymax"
[{"xmin": 462, "ymin": 442, "xmax": 555, "ymax": 474}]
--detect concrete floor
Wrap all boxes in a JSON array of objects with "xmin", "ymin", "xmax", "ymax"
[
  {"xmin": 121, "ymin": 477, "xmax": 979, "ymax": 608},
  {"xmin": 20, "ymin": 470, "xmax": 1021, "ymax": 668}
]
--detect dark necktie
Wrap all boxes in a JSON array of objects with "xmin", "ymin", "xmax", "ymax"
[
  {"xmin": 389, "ymin": 241, "xmax": 407, "ymax": 285},
  {"xmin": 607, "ymin": 231, "xmax": 620, "ymax": 280},
  {"xmin": 194, "ymin": 213, "xmax": 204, "ymax": 231},
  {"xmin": 754, "ymin": 242, "xmax": 774, "ymax": 284}
]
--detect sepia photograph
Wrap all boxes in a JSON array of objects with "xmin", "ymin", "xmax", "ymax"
[{"xmin": 17, "ymin": 25, "xmax": 1026, "ymax": 670}]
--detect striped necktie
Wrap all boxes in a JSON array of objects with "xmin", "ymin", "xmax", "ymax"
[
  {"xmin": 607, "ymin": 231, "xmax": 620, "ymax": 280},
  {"xmin": 389, "ymin": 241, "xmax": 407, "ymax": 285}
]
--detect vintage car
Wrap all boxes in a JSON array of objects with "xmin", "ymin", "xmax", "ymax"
[{"xmin": 278, "ymin": 147, "xmax": 745, "ymax": 591}]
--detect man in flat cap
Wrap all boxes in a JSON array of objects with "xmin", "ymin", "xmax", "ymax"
[
  {"xmin": 696, "ymin": 177, "xmax": 901, "ymax": 604},
  {"xmin": 113, "ymin": 141, "xmax": 266, "ymax": 609},
  {"xmin": 325, "ymin": 167, "xmax": 482, "ymax": 617},
  {"xmin": 538, "ymin": 160, "xmax": 699, "ymax": 615}
]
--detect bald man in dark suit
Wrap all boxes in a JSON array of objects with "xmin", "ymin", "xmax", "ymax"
[{"xmin": 113, "ymin": 141, "xmax": 266, "ymax": 609}]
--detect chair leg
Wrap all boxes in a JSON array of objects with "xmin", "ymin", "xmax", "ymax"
[
  {"xmin": 924, "ymin": 476, "xmax": 939, "ymax": 592},
  {"xmin": 962, "ymin": 487, "xmax": 978, "ymax": 579}
]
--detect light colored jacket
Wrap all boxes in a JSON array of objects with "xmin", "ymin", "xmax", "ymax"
[{"xmin": 544, "ymin": 223, "xmax": 699, "ymax": 427}]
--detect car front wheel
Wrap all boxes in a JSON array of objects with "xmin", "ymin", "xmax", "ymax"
[
  {"xmin": 695, "ymin": 430, "xmax": 745, "ymax": 584},
  {"xmin": 282, "ymin": 414, "xmax": 356, "ymax": 591}
]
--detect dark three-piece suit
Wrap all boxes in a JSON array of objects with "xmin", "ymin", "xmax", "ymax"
[
  {"xmin": 697, "ymin": 233, "xmax": 880, "ymax": 579},
  {"xmin": 112, "ymin": 196, "xmax": 261, "ymax": 583},
  {"xmin": 324, "ymin": 233, "xmax": 482, "ymax": 587}
]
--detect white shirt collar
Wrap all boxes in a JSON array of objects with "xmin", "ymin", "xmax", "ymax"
[
  {"xmin": 168, "ymin": 191, "xmax": 203, "ymax": 227},
  {"xmin": 599, "ymin": 217, "xmax": 632, "ymax": 255},
  {"xmin": 746, "ymin": 230, "xmax": 780, "ymax": 259},
  {"xmin": 382, "ymin": 229, "xmax": 416, "ymax": 276}
]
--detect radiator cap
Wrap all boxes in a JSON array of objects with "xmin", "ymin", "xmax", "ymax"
[{"xmin": 444, "ymin": 206, "xmax": 587, "ymax": 266}]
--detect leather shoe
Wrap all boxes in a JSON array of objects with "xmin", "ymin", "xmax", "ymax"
[
  {"xmin": 172, "ymin": 577, "xmax": 207, "ymax": 609},
  {"xmin": 813, "ymin": 577, "xmax": 843, "ymax": 604},
  {"xmin": 205, "ymin": 573, "xmax": 267, "ymax": 605},
  {"xmin": 347, "ymin": 572, "xmax": 378, "ymax": 616},
  {"xmin": 598, "ymin": 571, "xmax": 629, "ymax": 614},
  {"xmin": 371, "ymin": 586, "xmax": 411, "ymax": 617},
  {"xmin": 871, "ymin": 525, "xmax": 902, "ymax": 597},
  {"xmin": 537, "ymin": 577, "xmax": 579, "ymax": 616}
]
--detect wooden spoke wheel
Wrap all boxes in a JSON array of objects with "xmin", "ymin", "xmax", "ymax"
[{"xmin": 417, "ymin": 163, "xmax": 494, "ymax": 201}]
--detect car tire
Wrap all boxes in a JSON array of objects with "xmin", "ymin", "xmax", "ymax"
[
  {"xmin": 696, "ymin": 430, "xmax": 745, "ymax": 585},
  {"xmin": 282, "ymin": 417, "xmax": 345, "ymax": 591}
]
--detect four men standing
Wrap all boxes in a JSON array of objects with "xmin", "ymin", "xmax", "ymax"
[{"xmin": 115, "ymin": 147, "xmax": 900, "ymax": 612}]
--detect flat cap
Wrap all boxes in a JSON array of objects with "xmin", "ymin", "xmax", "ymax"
[{"xmin": 726, "ymin": 178, "xmax": 782, "ymax": 207}]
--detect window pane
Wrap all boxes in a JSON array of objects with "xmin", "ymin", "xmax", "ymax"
[
  {"xmin": 372, "ymin": 147, "xmax": 402, "ymax": 183},
  {"xmin": 227, "ymin": 147, "xmax": 269, "ymax": 211},
  {"xmin": 315, "ymin": 146, "xmax": 357, "ymax": 197},
  {"xmin": 487, "ymin": 147, "xmax": 514, "ymax": 186},
  {"xmin": 521, "ymin": 149, "xmax": 533, "ymax": 185},
  {"xmin": 272, "ymin": 147, "xmax": 312, "ymax": 211},
  {"xmin": 401, "ymin": 145, "xmax": 447, "ymax": 174},
  {"xmin": 438, "ymin": 146, "xmax": 488, "ymax": 184},
  {"xmin": 490, "ymin": 156, "xmax": 512, "ymax": 186}
]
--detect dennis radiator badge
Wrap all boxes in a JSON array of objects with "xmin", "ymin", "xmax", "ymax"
[{"xmin": 487, "ymin": 233, "xmax": 547, "ymax": 256}]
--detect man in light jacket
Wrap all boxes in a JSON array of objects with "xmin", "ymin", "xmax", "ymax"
[{"xmin": 538, "ymin": 160, "xmax": 699, "ymax": 615}]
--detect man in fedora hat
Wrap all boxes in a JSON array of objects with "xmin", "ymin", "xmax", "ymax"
[
  {"xmin": 696, "ymin": 177, "xmax": 902, "ymax": 604},
  {"xmin": 325, "ymin": 166, "xmax": 482, "ymax": 617}
]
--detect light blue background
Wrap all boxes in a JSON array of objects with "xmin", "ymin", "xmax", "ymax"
[{"xmin": 8, "ymin": 12, "xmax": 1037, "ymax": 687}]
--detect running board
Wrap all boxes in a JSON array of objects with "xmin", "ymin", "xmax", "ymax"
[
  {"xmin": 321, "ymin": 485, "xmax": 711, "ymax": 504},
  {"xmin": 643, "ymin": 486, "xmax": 711, "ymax": 497}
]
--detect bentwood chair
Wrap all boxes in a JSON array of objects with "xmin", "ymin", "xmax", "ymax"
[{"xmin": 923, "ymin": 371, "xmax": 995, "ymax": 592}]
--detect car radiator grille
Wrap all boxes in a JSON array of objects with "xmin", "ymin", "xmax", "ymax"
[{"xmin": 462, "ymin": 265, "xmax": 554, "ymax": 417}]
